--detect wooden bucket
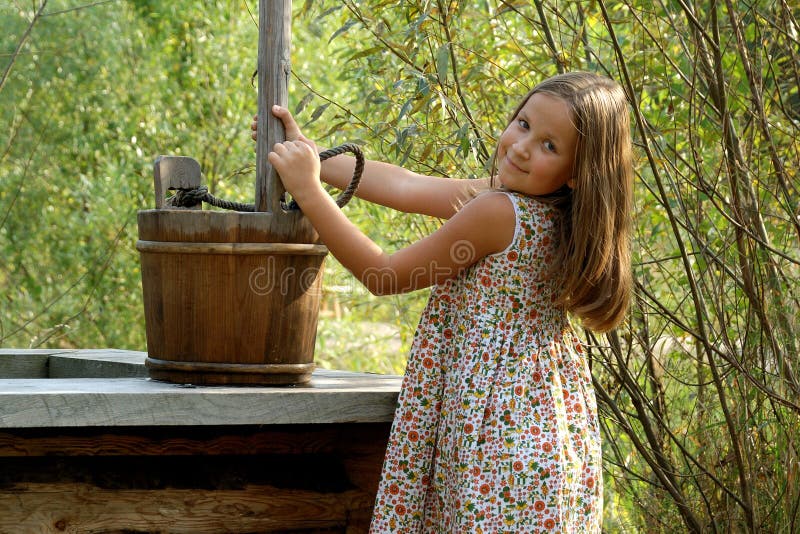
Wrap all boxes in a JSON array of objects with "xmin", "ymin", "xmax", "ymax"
[
  {"xmin": 137, "ymin": 157, "xmax": 326, "ymax": 386},
  {"xmin": 137, "ymin": 0, "xmax": 328, "ymax": 385}
]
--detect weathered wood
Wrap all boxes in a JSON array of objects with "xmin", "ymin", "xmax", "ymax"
[
  {"xmin": 0, "ymin": 351, "xmax": 50, "ymax": 378},
  {"xmin": 153, "ymin": 155, "xmax": 202, "ymax": 210},
  {"xmin": 137, "ymin": 210, "xmax": 317, "ymax": 243},
  {"xmin": 0, "ymin": 350, "xmax": 397, "ymax": 531},
  {"xmin": 136, "ymin": 240, "xmax": 328, "ymax": 255},
  {"xmin": 136, "ymin": 210, "xmax": 326, "ymax": 385},
  {"xmin": 48, "ymin": 349, "xmax": 148, "ymax": 378},
  {"xmin": 0, "ymin": 349, "xmax": 148, "ymax": 378},
  {"xmin": 255, "ymin": 0, "xmax": 292, "ymax": 214},
  {"xmin": 0, "ymin": 483, "xmax": 372, "ymax": 532},
  {"xmin": 0, "ymin": 370, "xmax": 401, "ymax": 428},
  {"xmin": 0, "ymin": 423, "xmax": 390, "ymax": 532},
  {"xmin": 0, "ymin": 423, "xmax": 390, "ymax": 458}
]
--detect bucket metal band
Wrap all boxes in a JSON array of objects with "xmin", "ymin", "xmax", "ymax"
[
  {"xmin": 145, "ymin": 357, "xmax": 315, "ymax": 376},
  {"xmin": 136, "ymin": 241, "xmax": 328, "ymax": 256}
]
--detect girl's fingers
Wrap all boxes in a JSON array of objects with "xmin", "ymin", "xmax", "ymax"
[
  {"xmin": 255, "ymin": 110, "xmax": 314, "ymax": 148},
  {"xmin": 272, "ymin": 141, "xmax": 289, "ymax": 153},
  {"xmin": 271, "ymin": 105, "xmax": 302, "ymax": 140},
  {"xmin": 271, "ymin": 140, "xmax": 301, "ymax": 155}
]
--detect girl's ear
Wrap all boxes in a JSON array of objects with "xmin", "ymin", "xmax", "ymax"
[{"xmin": 567, "ymin": 177, "xmax": 575, "ymax": 189}]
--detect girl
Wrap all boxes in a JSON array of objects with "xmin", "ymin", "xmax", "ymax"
[{"xmin": 260, "ymin": 71, "xmax": 633, "ymax": 532}]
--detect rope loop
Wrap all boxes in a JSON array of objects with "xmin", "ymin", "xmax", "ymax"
[
  {"xmin": 282, "ymin": 143, "xmax": 364, "ymax": 211},
  {"xmin": 166, "ymin": 143, "xmax": 364, "ymax": 213}
]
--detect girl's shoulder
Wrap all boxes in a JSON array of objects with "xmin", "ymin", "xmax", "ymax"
[
  {"xmin": 463, "ymin": 189, "xmax": 517, "ymax": 225},
  {"xmin": 466, "ymin": 190, "xmax": 520, "ymax": 226},
  {"xmin": 460, "ymin": 189, "xmax": 560, "ymax": 246},
  {"xmin": 451, "ymin": 190, "xmax": 517, "ymax": 255}
]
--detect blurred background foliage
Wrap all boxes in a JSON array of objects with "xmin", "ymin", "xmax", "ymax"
[{"xmin": 1, "ymin": 0, "xmax": 798, "ymax": 531}]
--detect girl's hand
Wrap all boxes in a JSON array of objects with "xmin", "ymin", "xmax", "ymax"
[
  {"xmin": 268, "ymin": 140, "xmax": 322, "ymax": 206},
  {"xmin": 251, "ymin": 106, "xmax": 318, "ymax": 153}
]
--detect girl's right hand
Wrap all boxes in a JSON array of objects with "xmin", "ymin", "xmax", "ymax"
[{"xmin": 251, "ymin": 106, "xmax": 317, "ymax": 154}]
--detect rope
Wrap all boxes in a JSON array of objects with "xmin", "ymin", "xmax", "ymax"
[{"xmin": 167, "ymin": 143, "xmax": 364, "ymax": 212}]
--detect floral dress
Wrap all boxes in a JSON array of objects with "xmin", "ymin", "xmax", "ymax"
[{"xmin": 370, "ymin": 192, "xmax": 602, "ymax": 533}]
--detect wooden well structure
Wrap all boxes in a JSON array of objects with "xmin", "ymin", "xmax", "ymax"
[{"xmin": 137, "ymin": 0, "xmax": 323, "ymax": 385}]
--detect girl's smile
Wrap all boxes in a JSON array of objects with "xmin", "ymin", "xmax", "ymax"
[{"xmin": 503, "ymin": 155, "xmax": 525, "ymax": 173}]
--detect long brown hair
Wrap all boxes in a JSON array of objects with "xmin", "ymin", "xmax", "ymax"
[{"xmin": 493, "ymin": 72, "xmax": 634, "ymax": 332}]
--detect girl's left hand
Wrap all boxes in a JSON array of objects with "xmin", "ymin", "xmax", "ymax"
[{"xmin": 268, "ymin": 140, "xmax": 323, "ymax": 206}]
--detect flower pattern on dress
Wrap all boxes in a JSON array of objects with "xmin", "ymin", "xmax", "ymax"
[{"xmin": 370, "ymin": 192, "xmax": 602, "ymax": 533}]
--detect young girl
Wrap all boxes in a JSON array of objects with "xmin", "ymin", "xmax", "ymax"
[{"xmin": 260, "ymin": 71, "xmax": 633, "ymax": 532}]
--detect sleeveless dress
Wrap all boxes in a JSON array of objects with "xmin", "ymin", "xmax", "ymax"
[{"xmin": 369, "ymin": 192, "xmax": 602, "ymax": 533}]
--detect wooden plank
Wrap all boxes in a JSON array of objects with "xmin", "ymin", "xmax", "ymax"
[
  {"xmin": 48, "ymin": 350, "xmax": 148, "ymax": 378},
  {"xmin": 0, "ymin": 423, "xmax": 390, "ymax": 458},
  {"xmin": 0, "ymin": 483, "xmax": 372, "ymax": 533},
  {"xmin": 255, "ymin": 0, "xmax": 292, "ymax": 213},
  {"xmin": 0, "ymin": 349, "xmax": 148, "ymax": 379},
  {"xmin": 0, "ymin": 380, "xmax": 400, "ymax": 427},
  {"xmin": 0, "ymin": 439, "xmax": 384, "ymax": 533},
  {"xmin": 338, "ymin": 426, "xmax": 390, "ymax": 496},
  {"xmin": 0, "ymin": 427, "xmax": 335, "ymax": 457},
  {"xmin": 0, "ymin": 352, "xmax": 50, "ymax": 378},
  {"xmin": 0, "ymin": 368, "xmax": 401, "ymax": 428}
]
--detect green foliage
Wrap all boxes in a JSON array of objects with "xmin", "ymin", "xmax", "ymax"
[
  {"xmin": 2, "ymin": 0, "xmax": 799, "ymax": 531},
  {"xmin": 1, "ymin": 1, "xmax": 258, "ymax": 349}
]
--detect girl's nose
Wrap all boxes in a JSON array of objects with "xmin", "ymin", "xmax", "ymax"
[{"xmin": 511, "ymin": 140, "xmax": 529, "ymax": 159}]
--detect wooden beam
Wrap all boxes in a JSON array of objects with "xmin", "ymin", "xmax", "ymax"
[
  {"xmin": 0, "ymin": 483, "xmax": 372, "ymax": 532},
  {"xmin": 255, "ymin": 0, "xmax": 292, "ymax": 213},
  {"xmin": 0, "ymin": 424, "xmax": 388, "ymax": 533},
  {"xmin": 0, "ymin": 423, "xmax": 390, "ymax": 460}
]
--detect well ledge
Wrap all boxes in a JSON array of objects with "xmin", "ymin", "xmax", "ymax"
[{"xmin": 0, "ymin": 348, "xmax": 402, "ymax": 428}]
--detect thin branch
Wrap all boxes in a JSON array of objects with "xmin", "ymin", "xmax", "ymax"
[
  {"xmin": 435, "ymin": 0, "xmax": 491, "ymax": 163},
  {"xmin": 41, "ymin": 0, "xmax": 117, "ymax": 17},
  {"xmin": 532, "ymin": 0, "xmax": 565, "ymax": 73},
  {"xmin": 0, "ymin": 0, "xmax": 48, "ymax": 95}
]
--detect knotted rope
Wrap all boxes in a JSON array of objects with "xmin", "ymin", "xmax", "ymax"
[{"xmin": 167, "ymin": 143, "xmax": 364, "ymax": 212}]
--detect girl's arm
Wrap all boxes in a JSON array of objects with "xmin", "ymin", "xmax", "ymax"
[
  {"xmin": 318, "ymin": 154, "xmax": 489, "ymax": 220},
  {"xmin": 262, "ymin": 107, "xmax": 490, "ymax": 219},
  {"xmin": 268, "ymin": 140, "xmax": 514, "ymax": 295}
]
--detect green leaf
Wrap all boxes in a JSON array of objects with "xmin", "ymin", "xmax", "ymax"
[
  {"xmin": 348, "ymin": 46, "xmax": 383, "ymax": 62},
  {"xmin": 308, "ymin": 103, "xmax": 331, "ymax": 124},
  {"xmin": 435, "ymin": 43, "xmax": 450, "ymax": 85},
  {"xmin": 329, "ymin": 19, "xmax": 358, "ymax": 44},
  {"xmin": 295, "ymin": 93, "xmax": 314, "ymax": 115}
]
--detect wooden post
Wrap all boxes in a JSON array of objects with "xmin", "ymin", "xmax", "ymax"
[{"xmin": 255, "ymin": 0, "xmax": 292, "ymax": 213}]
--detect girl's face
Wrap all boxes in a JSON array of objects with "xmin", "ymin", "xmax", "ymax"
[{"xmin": 496, "ymin": 93, "xmax": 578, "ymax": 196}]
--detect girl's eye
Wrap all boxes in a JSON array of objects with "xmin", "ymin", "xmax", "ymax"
[
  {"xmin": 544, "ymin": 140, "xmax": 556, "ymax": 152},
  {"xmin": 517, "ymin": 119, "xmax": 529, "ymax": 129}
]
